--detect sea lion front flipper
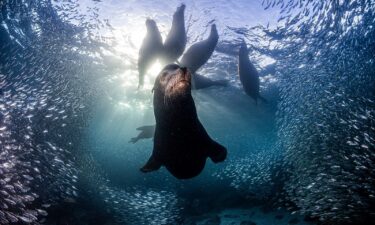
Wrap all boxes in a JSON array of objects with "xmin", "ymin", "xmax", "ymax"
[
  {"xmin": 136, "ymin": 125, "xmax": 156, "ymax": 131},
  {"xmin": 129, "ymin": 137, "xmax": 140, "ymax": 143},
  {"xmin": 207, "ymin": 140, "xmax": 227, "ymax": 163},
  {"xmin": 140, "ymin": 154, "xmax": 162, "ymax": 173}
]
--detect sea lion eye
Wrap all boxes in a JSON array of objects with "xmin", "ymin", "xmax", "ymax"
[{"xmin": 160, "ymin": 71, "xmax": 169, "ymax": 83}]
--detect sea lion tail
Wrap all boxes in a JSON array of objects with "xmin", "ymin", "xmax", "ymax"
[
  {"xmin": 258, "ymin": 95, "xmax": 268, "ymax": 104},
  {"xmin": 208, "ymin": 141, "xmax": 227, "ymax": 163}
]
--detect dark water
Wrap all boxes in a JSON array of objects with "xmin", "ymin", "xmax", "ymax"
[{"xmin": 0, "ymin": 0, "xmax": 374, "ymax": 224}]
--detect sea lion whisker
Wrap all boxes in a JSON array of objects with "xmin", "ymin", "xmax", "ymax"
[
  {"xmin": 164, "ymin": 92, "xmax": 173, "ymax": 107},
  {"xmin": 164, "ymin": 95, "xmax": 169, "ymax": 107}
]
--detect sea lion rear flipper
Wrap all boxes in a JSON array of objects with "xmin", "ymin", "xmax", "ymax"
[
  {"xmin": 140, "ymin": 155, "xmax": 162, "ymax": 172},
  {"xmin": 207, "ymin": 140, "xmax": 227, "ymax": 163}
]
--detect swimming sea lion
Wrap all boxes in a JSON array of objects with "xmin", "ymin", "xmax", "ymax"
[
  {"xmin": 138, "ymin": 19, "xmax": 163, "ymax": 88},
  {"xmin": 180, "ymin": 24, "xmax": 219, "ymax": 74},
  {"xmin": 161, "ymin": 4, "xmax": 187, "ymax": 65},
  {"xmin": 129, "ymin": 125, "xmax": 156, "ymax": 143},
  {"xmin": 238, "ymin": 40, "xmax": 267, "ymax": 104},
  {"xmin": 140, "ymin": 64, "xmax": 227, "ymax": 179}
]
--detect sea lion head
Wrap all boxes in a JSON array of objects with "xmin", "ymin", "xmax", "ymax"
[
  {"xmin": 210, "ymin": 24, "xmax": 218, "ymax": 40},
  {"xmin": 239, "ymin": 39, "xmax": 248, "ymax": 56},
  {"xmin": 211, "ymin": 24, "xmax": 217, "ymax": 33},
  {"xmin": 175, "ymin": 4, "xmax": 186, "ymax": 17},
  {"xmin": 145, "ymin": 19, "xmax": 157, "ymax": 31},
  {"xmin": 153, "ymin": 64, "xmax": 192, "ymax": 101}
]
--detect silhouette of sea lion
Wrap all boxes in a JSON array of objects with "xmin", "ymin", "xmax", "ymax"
[
  {"xmin": 141, "ymin": 64, "xmax": 227, "ymax": 179},
  {"xmin": 129, "ymin": 125, "xmax": 156, "ymax": 143},
  {"xmin": 178, "ymin": 24, "xmax": 223, "ymax": 90},
  {"xmin": 161, "ymin": 4, "xmax": 187, "ymax": 65},
  {"xmin": 138, "ymin": 19, "xmax": 163, "ymax": 88},
  {"xmin": 238, "ymin": 40, "xmax": 267, "ymax": 104},
  {"xmin": 180, "ymin": 24, "xmax": 219, "ymax": 74}
]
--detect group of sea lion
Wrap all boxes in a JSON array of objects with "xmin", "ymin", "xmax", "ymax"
[
  {"xmin": 138, "ymin": 4, "xmax": 228, "ymax": 90},
  {"xmin": 133, "ymin": 4, "xmax": 266, "ymax": 179}
]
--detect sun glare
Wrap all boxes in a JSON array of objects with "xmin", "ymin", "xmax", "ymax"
[{"xmin": 100, "ymin": 17, "xmax": 170, "ymax": 112}]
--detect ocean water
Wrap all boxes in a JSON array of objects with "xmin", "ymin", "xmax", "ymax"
[{"xmin": 0, "ymin": 0, "xmax": 374, "ymax": 225}]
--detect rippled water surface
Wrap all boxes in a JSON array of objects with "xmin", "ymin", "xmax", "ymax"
[{"xmin": 0, "ymin": 0, "xmax": 374, "ymax": 224}]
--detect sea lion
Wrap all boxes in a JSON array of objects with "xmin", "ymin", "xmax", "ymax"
[
  {"xmin": 140, "ymin": 64, "xmax": 227, "ymax": 179},
  {"xmin": 138, "ymin": 19, "xmax": 163, "ymax": 88},
  {"xmin": 180, "ymin": 24, "xmax": 219, "ymax": 74},
  {"xmin": 129, "ymin": 125, "xmax": 156, "ymax": 143},
  {"xmin": 238, "ymin": 40, "xmax": 267, "ymax": 104},
  {"xmin": 161, "ymin": 4, "xmax": 187, "ymax": 65}
]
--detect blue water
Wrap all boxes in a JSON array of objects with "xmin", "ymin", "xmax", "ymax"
[{"xmin": 0, "ymin": 0, "xmax": 374, "ymax": 224}]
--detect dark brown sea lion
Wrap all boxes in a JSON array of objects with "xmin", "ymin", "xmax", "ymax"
[
  {"xmin": 238, "ymin": 40, "xmax": 267, "ymax": 104},
  {"xmin": 138, "ymin": 19, "xmax": 163, "ymax": 88},
  {"xmin": 140, "ymin": 64, "xmax": 227, "ymax": 179}
]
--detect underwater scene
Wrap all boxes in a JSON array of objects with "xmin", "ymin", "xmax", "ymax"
[{"xmin": 0, "ymin": 0, "xmax": 374, "ymax": 224}]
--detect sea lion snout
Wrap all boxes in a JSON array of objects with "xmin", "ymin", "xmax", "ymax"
[
  {"xmin": 176, "ymin": 67, "xmax": 191, "ymax": 86},
  {"xmin": 155, "ymin": 64, "xmax": 191, "ymax": 92},
  {"xmin": 211, "ymin": 24, "xmax": 217, "ymax": 33},
  {"xmin": 168, "ymin": 66, "xmax": 191, "ymax": 96},
  {"xmin": 177, "ymin": 4, "xmax": 186, "ymax": 13},
  {"xmin": 180, "ymin": 66, "xmax": 187, "ymax": 73},
  {"xmin": 155, "ymin": 64, "xmax": 191, "ymax": 98}
]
